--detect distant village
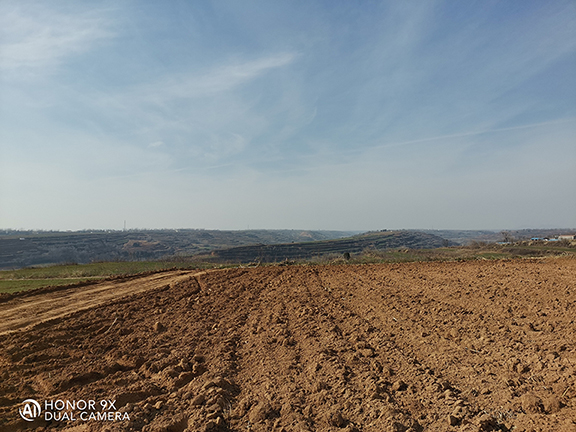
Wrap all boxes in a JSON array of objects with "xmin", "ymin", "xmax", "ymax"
[
  {"xmin": 529, "ymin": 234, "xmax": 576, "ymax": 242},
  {"xmin": 496, "ymin": 233, "xmax": 576, "ymax": 245}
]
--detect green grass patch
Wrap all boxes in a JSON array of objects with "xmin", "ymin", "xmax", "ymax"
[
  {"xmin": 0, "ymin": 261, "xmax": 204, "ymax": 281},
  {"xmin": 475, "ymin": 252, "xmax": 511, "ymax": 260},
  {"xmin": 0, "ymin": 278, "xmax": 99, "ymax": 294},
  {"xmin": 0, "ymin": 260, "xmax": 212, "ymax": 294}
]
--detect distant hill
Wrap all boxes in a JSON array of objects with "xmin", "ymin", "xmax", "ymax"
[
  {"xmin": 0, "ymin": 229, "xmax": 357, "ymax": 270},
  {"xmin": 4, "ymin": 228, "xmax": 569, "ymax": 269},
  {"xmin": 417, "ymin": 229, "xmax": 576, "ymax": 245},
  {"xmin": 415, "ymin": 230, "xmax": 501, "ymax": 245},
  {"xmin": 202, "ymin": 230, "xmax": 453, "ymax": 263}
]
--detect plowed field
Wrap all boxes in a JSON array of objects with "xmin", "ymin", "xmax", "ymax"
[{"xmin": 1, "ymin": 258, "xmax": 575, "ymax": 432}]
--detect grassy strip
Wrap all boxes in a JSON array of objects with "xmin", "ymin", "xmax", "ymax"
[
  {"xmin": 0, "ymin": 261, "xmax": 212, "ymax": 294},
  {"xmin": 0, "ymin": 261, "xmax": 204, "ymax": 281},
  {"xmin": 0, "ymin": 278, "xmax": 100, "ymax": 294}
]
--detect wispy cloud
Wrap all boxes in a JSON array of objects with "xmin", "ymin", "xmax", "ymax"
[
  {"xmin": 1, "ymin": 1, "xmax": 574, "ymax": 230},
  {"xmin": 0, "ymin": 1, "xmax": 114, "ymax": 76},
  {"xmin": 85, "ymin": 52, "xmax": 298, "ymax": 161},
  {"xmin": 370, "ymin": 118, "xmax": 576, "ymax": 152},
  {"xmin": 136, "ymin": 52, "xmax": 298, "ymax": 104}
]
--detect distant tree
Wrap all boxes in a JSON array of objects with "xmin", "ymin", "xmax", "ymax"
[{"xmin": 501, "ymin": 231, "xmax": 514, "ymax": 243}]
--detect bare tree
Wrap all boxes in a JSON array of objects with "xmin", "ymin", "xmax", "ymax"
[{"xmin": 500, "ymin": 231, "xmax": 514, "ymax": 243}]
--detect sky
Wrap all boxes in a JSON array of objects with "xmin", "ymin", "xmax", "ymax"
[{"xmin": 1, "ymin": 0, "xmax": 575, "ymax": 231}]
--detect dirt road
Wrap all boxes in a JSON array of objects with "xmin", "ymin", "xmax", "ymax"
[
  {"xmin": 0, "ymin": 270, "xmax": 200, "ymax": 335},
  {"xmin": 0, "ymin": 259, "xmax": 575, "ymax": 431}
]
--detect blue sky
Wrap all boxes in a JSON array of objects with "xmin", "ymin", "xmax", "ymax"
[{"xmin": 1, "ymin": 0, "xmax": 575, "ymax": 231}]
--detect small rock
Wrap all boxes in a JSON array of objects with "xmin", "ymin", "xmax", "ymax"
[
  {"xmin": 153, "ymin": 322, "xmax": 165, "ymax": 333},
  {"xmin": 174, "ymin": 371, "xmax": 194, "ymax": 387},
  {"xmin": 514, "ymin": 362, "xmax": 529, "ymax": 374},
  {"xmin": 359, "ymin": 348, "xmax": 375, "ymax": 357},
  {"xmin": 191, "ymin": 394, "xmax": 206, "ymax": 406},
  {"xmin": 154, "ymin": 401, "xmax": 162, "ymax": 410},
  {"xmin": 448, "ymin": 414, "xmax": 459, "ymax": 426},
  {"xmin": 327, "ymin": 410, "xmax": 346, "ymax": 428},
  {"xmin": 392, "ymin": 380, "xmax": 407, "ymax": 391},
  {"xmin": 193, "ymin": 354, "xmax": 206, "ymax": 363}
]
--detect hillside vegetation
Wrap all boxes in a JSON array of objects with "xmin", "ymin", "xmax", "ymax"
[
  {"xmin": 0, "ymin": 229, "xmax": 355, "ymax": 270},
  {"xmin": 195, "ymin": 231, "xmax": 451, "ymax": 263}
]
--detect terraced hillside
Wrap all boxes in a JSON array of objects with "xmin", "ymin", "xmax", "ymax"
[
  {"xmin": 0, "ymin": 230, "xmax": 355, "ymax": 269},
  {"xmin": 204, "ymin": 231, "xmax": 452, "ymax": 263}
]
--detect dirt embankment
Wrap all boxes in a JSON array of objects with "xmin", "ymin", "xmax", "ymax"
[{"xmin": 0, "ymin": 258, "xmax": 575, "ymax": 432}]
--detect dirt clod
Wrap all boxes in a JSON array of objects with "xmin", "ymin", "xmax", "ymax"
[
  {"xmin": 327, "ymin": 410, "xmax": 347, "ymax": 427},
  {"xmin": 248, "ymin": 402, "xmax": 273, "ymax": 424},
  {"xmin": 153, "ymin": 321, "xmax": 165, "ymax": 332},
  {"xmin": 392, "ymin": 380, "xmax": 407, "ymax": 392},
  {"xmin": 191, "ymin": 394, "xmax": 206, "ymax": 406},
  {"xmin": 543, "ymin": 395, "xmax": 562, "ymax": 413},
  {"xmin": 521, "ymin": 392, "xmax": 543, "ymax": 413}
]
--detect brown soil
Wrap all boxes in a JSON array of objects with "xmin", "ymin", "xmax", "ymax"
[
  {"xmin": 0, "ymin": 258, "xmax": 575, "ymax": 432},
  {"xmin": 0, "ymin": 270, "xmax": 200, "ymax": 335}
]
